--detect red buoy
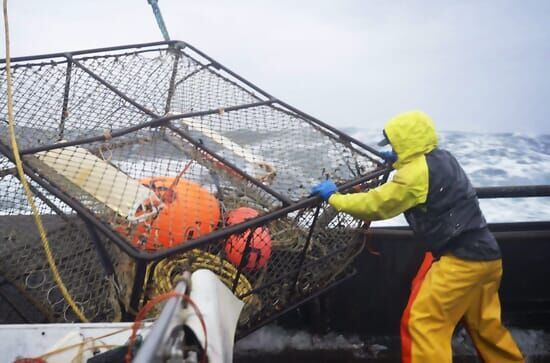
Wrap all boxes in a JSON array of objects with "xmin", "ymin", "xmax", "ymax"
[{"xmin": 224, "ymin": 207, "xmax": 272, "ymax": 271}]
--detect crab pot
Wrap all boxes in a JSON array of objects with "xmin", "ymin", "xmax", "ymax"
[{"xmin": 0, "ymin": 41, "xmax": 387, "ymax": 335}]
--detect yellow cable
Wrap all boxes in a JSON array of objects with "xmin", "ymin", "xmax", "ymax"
[
  {"xmin": 3, "ymin": 0, "xmax": 88, "ymax": 322},
  {"xmin": 38, "ymin": 326, "xmax": 134, "ymax": 359},
  {"xmin": 151, "ymin": 250, "xmax": 254, "ymax": 300},
  {"xmin": 145, "ymin": 249, "xmax": 262, "ymax": 321}
]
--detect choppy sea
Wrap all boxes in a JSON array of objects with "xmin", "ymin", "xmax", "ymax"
[{"xmin": 350, "ymin": 129, "xmax": 550, "ymax": 226}]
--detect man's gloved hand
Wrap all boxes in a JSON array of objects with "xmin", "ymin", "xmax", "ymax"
[
  {"xmin": 310, "ymin": 180, "xmax": 337, "ymax": 201},
  {"xmin": 380, "ymin": 150, "xmax": 397, "ymax": 164}
]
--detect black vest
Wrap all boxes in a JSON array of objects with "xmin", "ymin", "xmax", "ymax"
[{"xmin": 404, "ymin": 149, "xmax": 501, "ymax": 260}]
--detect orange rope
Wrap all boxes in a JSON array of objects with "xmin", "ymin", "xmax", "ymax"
[
  {"xmin": 162, "ymin": 159, "xmax": 194, "ymax": 203},
  {"xmin": 362, "ymin": 221, "xmax": 381, "ymax": 256}
]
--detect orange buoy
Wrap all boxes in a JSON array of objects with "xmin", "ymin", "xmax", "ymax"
[
  {"xmin": 224, "ymin": 207, "xmax": 272, "ymax": 271},
  {"xmin": 123, "ymin": 177, "xmax": 220, "ymax": 250}
]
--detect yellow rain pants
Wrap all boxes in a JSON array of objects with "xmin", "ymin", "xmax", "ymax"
[{"xmin": 400, "ymin": 253, "xmax": 524, "ymax": 363}]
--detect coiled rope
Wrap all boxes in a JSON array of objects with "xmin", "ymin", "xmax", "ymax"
[
  {"xmin": 148, "ymin": 249, "xmax": 258, "ymax": 306},
  {"xmin": 145, "ymin": 249, "xmax": 262, "ymax": 326},
  {"xmin": 2, "ymin": 0, "xmax": 88, "ymax": 322}
]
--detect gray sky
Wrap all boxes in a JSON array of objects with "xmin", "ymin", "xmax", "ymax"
[{"xmin": 2, "ymin": 0, "xmax": 549, "ymax": 134}]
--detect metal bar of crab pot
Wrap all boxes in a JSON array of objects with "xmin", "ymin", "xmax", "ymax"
[
  {"xmin": 2, "ymin": 47, "xmax": 177, "ymax": 71},
  {"xmin": 18, "ymin": 100, "xmax": 275, "ymax": 155},
  {"xmin": 83, "ymin": 219, "xmax": 116, "ymax": 276},
  {"xmin": 178, "ymin": 41, "xmax": 385, "ymax": 161},
  {"xmin": 176, "ymin": 45, "xmax": 380, "ymax": 164},
  {"xmin": 0, "ymin": 40, "xmax": 178, "ymax": 64},
  {"xmin": 288, "ymin": 205, "xmax": 322, "ymax": 301},
  {"xmin": 165, "ymin": 122, "xmax": 293, "ymax": 206},
  {"xmin": 69, "ymin": 56, "xmax": 159, "ymax": 117},
  {"xmin": 0, "ymin": 142, "xmax": 142, "ymax": 258},
  {"xmin": 4, "ymin": 40, "xmax": 384, "ymax": 163},
  {"xmin": 145, "ymin": 167, "xmax": 390, "ymax": 260},
  {"xmin": 58, "ymin": 59, "xmax": 73, "ymax": 141},
  {"xmin": 232, "ymin": 228, "xmax": 257, "ymax": 293},
  {"xmin": 4, "ymin": 135, "xmax": 389, "ymax": 263},
  {"xmin": 238, "ymin": 240, "xmax": 363, "ymax": 299},
  {"xmin": 163, "ymin": 50, "xmax": 181, "ymax": 115},
  {"xmin": 235, "ymin": 270, "xmax": 356, "ymax": 339},
  {"xmin": 9, "ymin": 171, "xmax": 69, "ymax": 220},
  {"xmin": 126, "ymin": 260, "xmax": 148, "ymax": 321},
  {"xmin": 174, "ymin": 46, "xmax": 388, "ymax": 168}
]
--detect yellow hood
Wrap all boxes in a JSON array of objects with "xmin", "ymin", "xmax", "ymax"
[{"xmin": 384, "ymin": 111, "xmax": 438, "ymax": 168}]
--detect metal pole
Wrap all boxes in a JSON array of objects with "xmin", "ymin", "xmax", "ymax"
[
  {"xmin": 58, "ymin": 59, "xmax": 72, "ymax": 141},
  {"xmin": 147, "ymin": 0, "xmax": 171, "ymax": 42},
  {"xmin": 476, "ymin": 185, "xmax": 550, "ymax": 199},
  {"xmin": 0, "ymin": 41, "xmax": 177, "ymax": 64},
  {"xmin": 19, "ymin": 100, "xmax": 275, "ymax": 155},
  {"xmin": 134, "ymin": 275, "xmax": 191, "ymax": 363},
  {"xmin": 127, "ymin": 260, "xmax": 148, "ymax": 320},
  {"xmin": 232, "ymin": 229, "xmax": 257, "ymax": 293},
  {"xmin": 83, "ymin": 219, "xmax": 116, "ymax": 276},
  {"xmin": 288, "ymin": 205, "xmax": 321, "ymax": 301},
  {"xmin": 164, "ymin": 49, "xmax": 181, "ymax": 114}
]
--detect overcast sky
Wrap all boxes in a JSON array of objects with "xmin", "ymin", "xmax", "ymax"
[{"xmin": 2, "ymin": 1, "xmax": 549, "ymax": 134}]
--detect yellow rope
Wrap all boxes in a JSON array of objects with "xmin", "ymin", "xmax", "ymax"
[
  {"xmin": 2, "ymin": 0, "xmax": 88, "ymax": 322},
  {"xmin": 37, "ymin": 326, "xmax": 136, "ymax": 360}
]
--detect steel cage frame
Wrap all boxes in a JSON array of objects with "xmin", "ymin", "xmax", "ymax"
[{"xmin": 1, "ymin": 40, "xmax": 390, "ymax": 323}]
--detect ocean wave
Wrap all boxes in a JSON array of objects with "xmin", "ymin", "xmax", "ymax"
[{"xmin": 351, "ymin": 130, "xmax": 550, "ymax": 225}]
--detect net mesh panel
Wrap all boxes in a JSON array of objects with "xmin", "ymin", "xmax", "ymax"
[{"xmin": 0, "ymin": 43, "xmax": 383, "ymax": 333}]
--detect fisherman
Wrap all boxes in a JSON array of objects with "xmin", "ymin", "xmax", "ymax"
[{"xmin": 311, "ymin": 111, "xmax": 524, "ymax": 363}]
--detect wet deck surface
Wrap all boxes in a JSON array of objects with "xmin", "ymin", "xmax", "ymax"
[
  {"xmin": 233, "ymin": 326, "xmax": 550, "ymax": 363},
  {"xmin": 234, "ymin": 349, "xmax": 550, "ymax": 362},
  {"xmin": 234, "ymin": 351, "xmax": 550, "ymax": 363}
]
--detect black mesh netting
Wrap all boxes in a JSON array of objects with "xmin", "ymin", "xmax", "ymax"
[{"xmin": 0, "ymin": 42, "xmax": 386, "ymax": 334}]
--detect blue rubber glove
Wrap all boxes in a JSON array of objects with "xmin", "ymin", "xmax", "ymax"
[
  {"xmin": 310, "ymin": 180, "xmax": 338, "ymax": 201},
  {"xmin": 380, "ymin": 150, "xmax": 397, "ymax": 164}
]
